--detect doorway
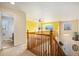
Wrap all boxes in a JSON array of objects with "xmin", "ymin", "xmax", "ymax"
[{"xmin": 1, "ymin": 13, "xmax": 14, "ymax": 49}]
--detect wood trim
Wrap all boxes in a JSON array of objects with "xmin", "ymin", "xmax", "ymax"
[{"xmin": 27, "ymin": 32, "xmax": 50, "ymax": 37}]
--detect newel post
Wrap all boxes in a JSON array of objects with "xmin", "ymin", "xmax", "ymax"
[{"xmin": 27, "ymin": 30, "xmax": 29, "ymax": 49}]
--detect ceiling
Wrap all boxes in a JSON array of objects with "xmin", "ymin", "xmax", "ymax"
[{"xmin": 1, "ymin": 2, "xmax": 79, "ymax": 21}]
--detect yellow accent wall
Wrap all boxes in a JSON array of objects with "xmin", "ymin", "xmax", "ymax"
[
  {"xmin": 26, "ymin": 17, "xmax": 41, "ymax": 32},
  {"xmin": 43, "ymin": 22, "xmax": 59, "ymax": 32},
  {"xmin": 26, "ymin": 17, "xmax": 59, "ymax": 32}
]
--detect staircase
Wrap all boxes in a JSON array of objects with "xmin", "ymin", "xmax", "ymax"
[{"xmin": 27, "ymin": 30, "xmax": 65, "ymax": 56}]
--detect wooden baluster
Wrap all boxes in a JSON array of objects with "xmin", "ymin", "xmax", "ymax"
[
  {"xmin": 40, "ymin": 35, "xmax": 42, "ymax": 56},
  {"xmin": 55, "ymin": 44, "xmax": 57, "ymax": 56},
  {"xmin": 47, "ymin": 38, "xmax": 48, "ymax": 56},
  {"xmin": 37, "ymin": 35, "xmax": 39, "ymax": 55},
  {"xmin": 53, "ymin": 34, "xmax": 55, "ymax": 55},
  {"xmin": 43, "ymin": 36, "xmax": 44, "ymax": 56},
  {"xmin": 42, "ymin": 36, "xmax": 43, "ymax": 56},
  {"xmin": 30, "ymin": 34, "xmax": 31, "ymax": 49},
  {"xmin": 30, "ymin": 34, "xmax": 32, "ymax": 49},
  {"xmin": 46, "ymin": 39, "xmax": 48, "ymax": 56},
  {"xmin": 29, "ymin": 36, "xmax": 30, "ymax": 49},
  {"xmin": 35, "ymin": 35, "xmax": 37, "ymax": 55},
  {"xmin": 57, "ymin": 43, "xmax": 59, "ymax": 55},
  {"xmin": 54, "ymin": 41, "xmax": 55, "ymax": 55},
  {"xmin": 44, "ymin": 36, "xmax": 46, "ymax": 56},
  {"xmin": 46, "ymin": 37, "xmax": 47, "ymax": 56},
  {"xmin": 37, "ymin": 35, "xmax": 39, "ymax": 56},
  {"xmin": 48, "ymin": 38, "xmax": 50, "ymax": 56},
  {"xmin": 45, "ymin": 38, "xmax": 48, "ymax": 56},
  {"xmin": 42, "ymin": 35, "xmax": 45, "ymax": 56},
  {"xmin": 43, "ymin": 36, "xmax": 45, "ymax": 56},
  {"xmin": 42, "ymin": 35, "xmax": 43, "ymax": 56},
  {"xmin": 48, "ymin": 38, "xmax": 49, "ymax": 56},
  {"xmin": 41, "ymin": 35, "xmax": 42, "ymax": 56},
  {"xmin": 49, "ymin": 30, "xmax": 53, "ymax": 56},
  {"xmin": 45, "ymin": 36, "xmax": 47, "ymax": 56},
  {"xmin": 31, "ymin": 35, "xmax": 32, "ymax": 49},
  {"xmin": 33, "ymin": 35, "xmax": 34, "ymax": 52},
  {"xmin": 55, "ymin": 41, "xmax": 56, "ymax": 55},
  {"xmin": 38, "ymin": 36, "xmax": 40, "ymax": 56}
]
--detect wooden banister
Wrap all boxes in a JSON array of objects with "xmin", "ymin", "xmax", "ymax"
[
  {"xmin": 27, "ymin": 30, "xmax": 65, "ymax": 56},
  {"xmin": 50, "ymin": 30, "xmax": 65, "ymax": 56}
]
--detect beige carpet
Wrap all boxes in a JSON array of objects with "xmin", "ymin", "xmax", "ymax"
[
  {"xmin": 2, "ymin": 40, "xmax": 14, "ymax": 49},
  {"xmin": 0, "ymin": 44, "xmax": 35, "ymax": 56}
]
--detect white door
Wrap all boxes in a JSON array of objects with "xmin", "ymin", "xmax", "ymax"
[{"xmin": 60, "ymin": 20, "xmax": 79, "ymax": 56}]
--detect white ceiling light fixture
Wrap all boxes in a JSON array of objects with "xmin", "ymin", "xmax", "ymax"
[{"xmin": 10, "ymin": 2, "xmax": 15, "ymax": 5}]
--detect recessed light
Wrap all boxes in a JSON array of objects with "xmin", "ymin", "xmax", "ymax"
[{"xmin": 10, "ymin": 2, "xmax": 15, "ymax": 5}]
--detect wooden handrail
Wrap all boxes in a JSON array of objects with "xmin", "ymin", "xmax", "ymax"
[
  {"xmin": 27, "ymin": 32, "xmax": 50, "ymax": 37},
  {"xmin": 50, "ymin": 30, "xmax": 65, "ymax": 56},
  {"xmin": 27, "ymin": 30, "xmax": 65, "ymax": 56}
]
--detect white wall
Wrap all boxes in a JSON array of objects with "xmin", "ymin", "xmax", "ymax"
[
  {"xmin": 59, "ymin": 20, "xmax": 79, "ymax": 56},
  {"xmin": 0, "ymin": 4, "xmax": 26, "ymax": 49}
]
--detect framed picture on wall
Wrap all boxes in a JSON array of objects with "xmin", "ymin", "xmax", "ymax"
[
  {"xmin": 64, "ymin": 22, "xmax": 71, "ymax": 30},
  {"xmin": 45, "ymin": 24, "xmax": 53, "ymax": 31}
]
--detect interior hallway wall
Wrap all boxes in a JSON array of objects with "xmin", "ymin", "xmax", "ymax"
[
  {"xmin": 59, "ymin": 20, "xmax": 79, "ymax": 56},
  {"xmin": 0, "ymin": 4, "xmax": 26, "ymax": 49}
]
